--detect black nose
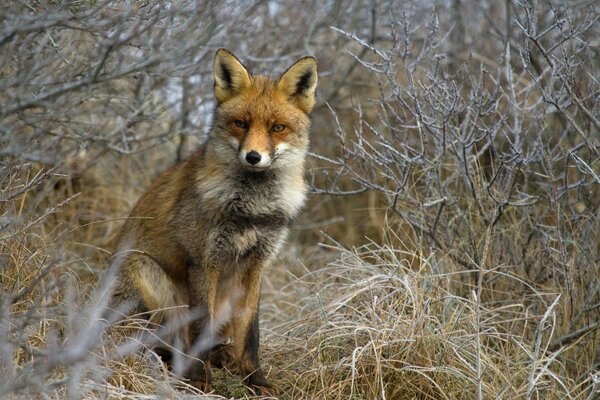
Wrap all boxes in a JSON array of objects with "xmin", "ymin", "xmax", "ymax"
[{"xmin": 246, "ymin": 151, "xmax": 261, "ymax": 165}]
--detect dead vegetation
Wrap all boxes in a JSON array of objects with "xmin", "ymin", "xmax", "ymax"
[{"xmin": 1, "ymin": 1, "xmax": 598, "ymax": 399}]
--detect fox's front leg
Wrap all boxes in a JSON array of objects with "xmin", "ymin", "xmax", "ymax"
[
  {"xmin": 232, "ymin": 264, "xmax": 275, "ymax": 395},
  {"xmin": 186, "ymin": 265, "xmax": 219, "ymax": 392}
]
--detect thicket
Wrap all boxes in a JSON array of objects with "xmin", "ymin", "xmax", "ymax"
[{"xmin": 1, "ymin": 1, "xmax": 598, "ymax": 399}]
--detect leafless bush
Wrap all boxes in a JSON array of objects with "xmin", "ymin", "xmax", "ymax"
[
  {"xmin": 313, "ymin": 0, "xmax": 599, "ymax": 397},
  {"xmin": 1, "ymin": 0, "xmax": 598, "ymax": 398}
]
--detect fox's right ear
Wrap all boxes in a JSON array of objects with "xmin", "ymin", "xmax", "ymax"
[{"xmin": 213, "ymin": 48, "xmax": 251, "ymax": 104}]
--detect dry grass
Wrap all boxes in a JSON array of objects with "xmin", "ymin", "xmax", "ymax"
[
  {"xmin": 259, "ymin": 225, "xmax": 588, "ymax": 400},
  {"xmin": 1, "ymin": 1, "xmax": 599, "ymax": 399},
  {"xmin": 1, "ymin": 152, "xmax": 598, "ymax": 399}
]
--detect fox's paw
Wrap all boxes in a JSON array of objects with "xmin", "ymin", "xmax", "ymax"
[
  {"xmin": 247, "ymin": 373, "xmax": 278, "ymax": 397},
  {"xmin": 190, "ymin": 379, "xmax": 212, "ymax": 394},
  {"xmin": 188, "ymin": 361, "xmax": 212, "ymax": 394}
]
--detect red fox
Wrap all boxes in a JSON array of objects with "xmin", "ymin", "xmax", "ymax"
[{"xmin": 109, "ymin": 49, "xmax": 317, "ymax": 395}]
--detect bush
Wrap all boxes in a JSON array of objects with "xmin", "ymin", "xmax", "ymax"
[{"xmin": 1, "ymin": 1, "xmax": 598, "ymax": 399}]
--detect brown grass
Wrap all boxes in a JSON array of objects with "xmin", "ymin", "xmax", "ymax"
[
  {"xmin": 1, "ymin": 138, "xmax": 598, "ymax": 399},
  {"xmin": 1, "ymin": 1, "xmax": 598, "ymax": 399}
]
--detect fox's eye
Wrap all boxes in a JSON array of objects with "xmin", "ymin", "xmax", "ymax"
[
  {"xmin": 272, "ymin": 124, "xmax": 285, "ymax": 133},
  {"xmin": 234, "ymin": 120, "xmax": 247, "ymax": 129}
]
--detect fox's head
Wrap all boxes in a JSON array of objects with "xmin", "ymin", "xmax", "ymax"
[{"xmin": 210, "ymin": 48, "xmax": 317, "ymax": 173}]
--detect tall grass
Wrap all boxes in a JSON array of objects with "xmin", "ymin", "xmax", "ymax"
[
  {"xmin": 1, "ymin": 1, "xmax": 598, "ymax": 399},
  {"xmin": 262, "ymin": 234, "xmax": 580, "ymax": 399}
]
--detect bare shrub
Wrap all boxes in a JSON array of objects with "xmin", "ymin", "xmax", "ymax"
[
  {"xmin": 1, "ymin": 0, "xmax": 598, "ymax": 399},
  {"xmin": 312, "ymin": 1, "xmax": 599, "ymax": 398}
]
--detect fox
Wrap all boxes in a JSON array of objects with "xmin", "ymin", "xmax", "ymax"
[{"xmin": 108, "ymin": 48, "xmax": 317, "ymax": 395}]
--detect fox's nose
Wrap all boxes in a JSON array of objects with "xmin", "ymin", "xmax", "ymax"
[{"xmin": 246, "ymin": 151, "xmax": 262, "ymax": 165}]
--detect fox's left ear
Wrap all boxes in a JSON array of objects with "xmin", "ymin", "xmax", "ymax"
[{"xmin": 277, "ymin": 56, "xmax": 318, "ymax": 114}]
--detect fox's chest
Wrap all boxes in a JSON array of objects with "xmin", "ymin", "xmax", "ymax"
[
  {"xmin": 195, "ymin": 170, "xmax": 305, "ymax": 267},
  {"xmin": 205, "ymin": 220, "xmax": 288, "ymax": 268}
]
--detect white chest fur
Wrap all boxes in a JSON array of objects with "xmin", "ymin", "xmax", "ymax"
[{"xmin": 198, "ymin": 169, "xmax": 307, "ymax": 219}]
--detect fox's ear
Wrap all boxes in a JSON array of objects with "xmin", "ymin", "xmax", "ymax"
[
  {"xmin": 213, "ymin": 48, "xmax": 251, "ymax": 104},
  {"xmin": 277, "ymin": 56, "xmax": 318, "ymax": 114}
]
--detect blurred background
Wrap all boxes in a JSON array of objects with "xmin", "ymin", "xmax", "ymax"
[{"xmin": 1, "ymin": 1, "xmax": 598, "ymax": 399}]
